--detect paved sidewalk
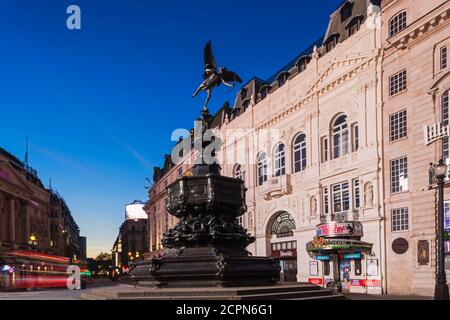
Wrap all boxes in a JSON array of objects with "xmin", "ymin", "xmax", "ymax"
[{"xmin": 345, "ymin": 293, "xmax": 433, "ymax": 300}]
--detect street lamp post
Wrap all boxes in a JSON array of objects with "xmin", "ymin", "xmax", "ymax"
[
  {"xmin": 433, "ymin": 159, "xmax": 450, "ymax": 300},
  {"xmin": 28, "ymin": 234, "xmax": 37, "ymax": 251}
]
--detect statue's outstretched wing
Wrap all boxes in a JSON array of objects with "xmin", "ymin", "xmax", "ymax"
[
  {"xmin": 204, "ymin": 40, "xmax": 217, "ymax": 71},
  {"xmin": 221, "ymin": 69, "xmax": 243, "ymax": 83}
]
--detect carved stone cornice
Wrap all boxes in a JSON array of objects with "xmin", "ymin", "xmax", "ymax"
[
  {"xmin": 385, "ymin": 1, "xmax": 450, "ymax": 51},
  {"xmin": 256, "ymin": 52, "xmax": 380, "ymax": 131}
]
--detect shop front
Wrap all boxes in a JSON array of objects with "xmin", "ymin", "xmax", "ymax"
[
  {"xmin": 306, "ymin": 220, "xmax": 381, "ymax": 294},
  {"xmin": 270, "ymin": 241, "xmax": 297, "ymax": 282}
]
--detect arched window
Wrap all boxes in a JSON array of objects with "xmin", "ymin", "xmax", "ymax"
[
  {"xmin": 389, "ymin": 11, "xmax": 407, "ymax": 37},
  {"xmin": 443, "ymin": 90, "xmax": 449, "ymax": 160},
  {"xmin": 296, "ymin": 56, "xmax": 311, "ymax": 73},
  {"xmin": 234, "ymin": 164, "xmax": 244, "ymax": 181},
  {"xmin": 293, "ymin": 133, "xmax": 307, "ymax": 173},
  {"xmin": 270, "ymin": 212, "xmax": 296, "ymax": 238},
  {"xmin": 242, "ymin": 99, "xmax": 250, "ymax": 112},
  {"xmin": 277, "ymin": 72, "xmax": 289, "ymax": 87},
  {"xmin": 340, "ymin": 1, "xmax": 353, "ymax": 22},
  {"xmin": 332, "ymin": 115, "xmax": 349, "ymax": 159},
  {"xmin": 257, "ymin": 152, "xmax": 268, "ymax": 186},
  {"xmin": 324, "ymin": 33, "xmax": 340, "ymax": 53},
  {"xmin": 273, "ymin": 143, "xmax": 286, "ymax": 177},
  {"xmin": 259, "ymin": 85, "xmax": 271, "ymax": 101}
]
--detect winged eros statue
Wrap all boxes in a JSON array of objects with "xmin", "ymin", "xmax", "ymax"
[{"xmin": 193, "ymin": 40, "xmax": 243, "ymax": 110}]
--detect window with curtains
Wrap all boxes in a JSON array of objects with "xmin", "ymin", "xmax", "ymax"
[
  {"xmin": 443, "ymin": 91, "xmax": 449, "ymax": 161},
  {"xmin": 293, "ymin": 133, "xmax": 307, "ymax": 173},
  {"xmin": 332, "ymin": 115, "xmax": 349, "ymax": 159},
  {"xmin": 390, "ymin": 156, "xmax": 408, "ymax": 193},
  {"xmin": 257, "ymin": 152, "xmax": 268, "ymax": 186},
  {"xmin": 273, "ymin": 143, "xmax": 286, "ymax": 177}
]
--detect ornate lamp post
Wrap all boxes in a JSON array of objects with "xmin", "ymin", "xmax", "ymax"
[
  {"xmin": 432, "ymin": 159, "xmax": 450, "ymax": 300},
  {"xmin": 28, "ymin": 234, "xmax": 38, "ymax": 251}
]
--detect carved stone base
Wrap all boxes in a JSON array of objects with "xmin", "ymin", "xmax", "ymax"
[{"xmin": 130, "ymin": 246, "xmax": 280, "ymax": 288}]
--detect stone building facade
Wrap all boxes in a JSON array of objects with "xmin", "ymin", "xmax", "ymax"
[
  {"xmin": 144, "ymin": 0, "xmax": 450, "ymax": 296},
  {"xmin": 0, "ymin": 147, "xmax": 85, "ymax": 262},
  {"xmin": 218, "ymin": 0, "xmax": 384, "ymax": 294},
  {"xmin": 381, "ymin": 0, "xmax": 450, "ymax": 296},
  {"xmin": 112, "ymin": 200, "xmax": 149, "ymax": 271}
]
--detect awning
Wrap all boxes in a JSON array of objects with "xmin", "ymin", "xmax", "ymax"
[{"xmin": 306, "ymin": 237, "xmax": 373, "ymax": 256}]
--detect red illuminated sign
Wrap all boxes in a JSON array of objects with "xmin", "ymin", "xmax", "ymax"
[{"xmin": 308, "ymin": 278, "xmax": 323, "ymax": 285}]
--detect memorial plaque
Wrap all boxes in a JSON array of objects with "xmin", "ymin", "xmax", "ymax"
[
  {"xmin": 418, "ymin": 240, "xmax": 429, "ymax": 265},
  {"xmin": 392, "ymin": 238, "xmax": 409, "ymax": 254}
]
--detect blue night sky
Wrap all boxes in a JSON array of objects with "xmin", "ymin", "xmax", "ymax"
[{"xmin": 0, "ymin": 0, "xmax": 342, "ymax": 257}]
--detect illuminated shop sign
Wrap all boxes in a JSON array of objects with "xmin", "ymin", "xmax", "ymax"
[
  {"xmin": 308, "ymin": 278, "xmax": 323, "ymax": 285},
  {"xmin": 341, "ymin": 252, "xmax": 361, "ymax": 259},
  {"xmin": 316, "ymin": 255, "xmax": 330, "ymax": 261},
  {"xmin": 316, "ymin": 221, "xmax": 363, "ymax": 238}
]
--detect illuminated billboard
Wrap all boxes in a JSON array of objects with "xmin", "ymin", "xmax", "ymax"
[{"xmin": 125, "ymin": 200, "xmax": 147, "ymax": 220}]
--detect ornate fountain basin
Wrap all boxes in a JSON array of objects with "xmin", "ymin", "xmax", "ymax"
[{"xmin": 166, "ymin": 174, "xmax": 247, "ymax": 219}]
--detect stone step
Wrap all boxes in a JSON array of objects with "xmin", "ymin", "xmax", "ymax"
[{"xmin": 81, "ymin": 284, "xmax": 342, "ymax": 301}]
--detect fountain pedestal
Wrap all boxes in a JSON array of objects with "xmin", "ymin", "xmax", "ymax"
[{"xmin": 130, "ymin": 108, "xmax": 279, "ymax": 288}]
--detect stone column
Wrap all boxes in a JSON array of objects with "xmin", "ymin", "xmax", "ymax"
[
  {"xmin": 9, "ymin": 198, "xmax": 16, "ymax": 243},
  {"xmin": 25, "ymin": 204, "xmax": 31, "ymax": 244}
]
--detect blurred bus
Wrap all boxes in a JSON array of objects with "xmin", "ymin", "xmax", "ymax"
[{"xmin": 0, "ymin": 250, "xmax": 88, "ymax": 290}]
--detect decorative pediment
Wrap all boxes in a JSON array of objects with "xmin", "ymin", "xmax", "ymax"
[{"xmin": 306, "ymin": 53, "xmax": 374, "ymax": 96}]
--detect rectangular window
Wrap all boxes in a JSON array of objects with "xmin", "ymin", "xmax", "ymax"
[
  {"xmin": 441, "ymin": 46, "xmax": 448, "ymax": 70},
  {"xmin": 353, "ymin": 179, "xmax": 360, "ymax": 209},
  {"xmin": 332, "ymin": 182, "xmax": 350, "ymax": 213},
  {"xmin": 389, "ymin": 109, "xmax": 407, "ymax": 142},
  {"xmin": 389, "ymin": 69, "xmax": 407, "ymax": 96},
  {"xmin": 392, "ymin": 207, "xmax": 409, "ymax": 231},
  {"xmin": 349, "ymin": 23, "xmax": 359, "ymax": 36},
  {"xmin": 391, "ymin": 157, "xmax": 408, "ymax": 193},
  {"xmin": 351, "ymin": 124, "xmax": 359, "ymax": 152},
  {"xmin": 321, "ymin": 137, "xmax": 328, "ymax": 163},
  {"xmin": 323, "ymin": 187, "xmax": 329, "ymax": 215}
]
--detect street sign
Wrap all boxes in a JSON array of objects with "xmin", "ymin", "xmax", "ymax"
[{"xmin": 423, "ymin": 123, "xmax": 449, "ymax": 146}]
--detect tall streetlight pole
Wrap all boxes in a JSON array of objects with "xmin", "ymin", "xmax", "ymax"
[{"xmin": 433, "ymin": 159, "xmax": 449, "ymax": 300}]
